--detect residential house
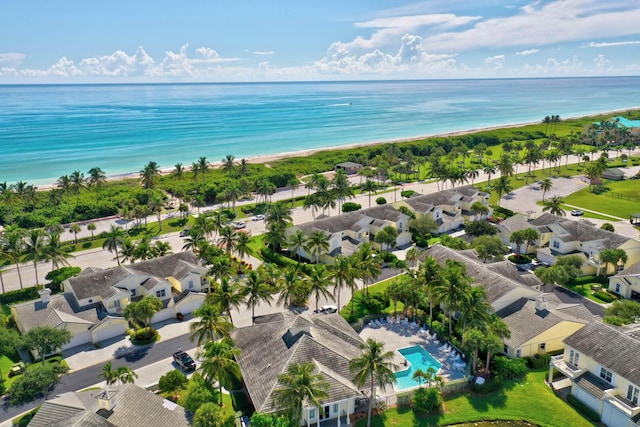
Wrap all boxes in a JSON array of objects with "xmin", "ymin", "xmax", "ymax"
[
  {"xmin": 287, "ymin": 204, "xmax": 411, "ymax": 262},
  {"xmin": 497, "ymin": 212, "xmax": 562, "ymax": 252},
  {"xmin": 497, "ymin": 293, "xmax": 599, "ymax": 358},
  {"xmin": 27, "ymin": 383, "xmax": 191, "ymax": 427},
  {"xmin": 608, "ymin": 263, "xmax": 640, "ymax": 299},
  {"xmin": 335, "ymin": 161, "xmax": 363, "ymax": 175},
  {"xmin": 536, "ymin": 221, "xmax": 640, "ymax": 275},
  {"xmin": 549, "ymin": 321, "xmax": 640, "ymax": 427},
  {"xmin": 393, "ymin": 186, "xmax": 492, "ymax": 233},
  {"xmin": 12, "ymin": 252, "xmax": 208, "ymax": 352},
  {"xmin": 233, "ymin": 312, "xmax": 366, "ymax": 426}
]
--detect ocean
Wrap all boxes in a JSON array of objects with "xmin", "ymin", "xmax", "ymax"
[{"xmin": 1, "ymin": 77, "xmax": 640, "ymax": 185}]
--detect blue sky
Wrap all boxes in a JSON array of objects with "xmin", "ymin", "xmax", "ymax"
[{"xmin": 1, "ymin": 0, "xmax": 640, "ymax": 83}]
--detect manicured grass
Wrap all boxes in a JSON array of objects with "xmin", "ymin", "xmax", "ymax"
[
  {"xmin": 246, "ymin": 235, "xmax": 266, "ymax": 259},
  {"xmin": 563, "ymin": 179, "xmax": 640, "ymax": 219},
  {"xmin": 0, "ymin": 354, "xmax": 20, "ymax": 388},
  {"xmin": 340, "ymin": 275, "xmax": 407, "ymax": 321},
  {"xmin": 561, "ymin": 283, "xmax": 606, "ymax": 304},
  {"xmin": 533, "ymin": 202, "xmax": 619, "ymax": 221},
  {"xmin": 357, "ymin": 371, "xmax": 595, "ymax": 427}
]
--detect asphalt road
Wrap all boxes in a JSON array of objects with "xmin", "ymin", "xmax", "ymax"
[{"xmin": 0, "ymin": 334, "xmax": 197, "ymax": 423}]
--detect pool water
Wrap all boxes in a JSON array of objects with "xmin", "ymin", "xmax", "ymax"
[{"xmin": 394, "ymin": 346, "xmax": 442, "ymax": 390}]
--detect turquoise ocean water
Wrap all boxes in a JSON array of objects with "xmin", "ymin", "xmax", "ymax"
[{"xmin": 1, "ymin": 77, "xmax": 640, "ymax": 185}]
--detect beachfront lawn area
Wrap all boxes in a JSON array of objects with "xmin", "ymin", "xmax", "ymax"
[
  {"xmin": 533, "ymin": 202, "xmax": 620, "ymax": 221},
  {"xmin": 357, "ymin": 370, "xmax": 595, "ymax": 427},
  {"xmin": 563, "ymin": 179, "xmax": 640, "ymax": 219}
]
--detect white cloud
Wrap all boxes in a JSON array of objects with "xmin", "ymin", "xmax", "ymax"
[
  {"xmin": 516, "ymin": 49, "xmax": 539, "ymax": 56},
  {"xmin": 520, "ymin": 55, "xmax": 585, "ymax": 75},
  {"xmin": 253, "ymin": 51, "xmax": 274, "ymax": 56},
  {"xmin": 581, "ymin": 40, "xmax": 640, "ymax": 48},
  {"xmin": 485, "ymin": 55, "xmax": 505, "ymax": 70},
  {"xmin": 593, "ymin": 54, "xmax": 612, "ymax": 71},
  {"xmin": 0, "ymin": 53, "xmax": 25, "ymax": 68}
]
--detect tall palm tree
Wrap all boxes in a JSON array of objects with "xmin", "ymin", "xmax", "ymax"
[
  {"xmin": 276, "ymin": 266, "xmax": 306, "ymax": 307},
  {"xmin": 539, "ymin": 177, "xmax": 553, "ymax": 201},
  {"xmin": 361, "ymin": 180, "xmax": 377, "ymax": 208},
  {"xmin": 493, "ymin": 176, "xmax": 513, "ymax": 206},
  {"xmin": 328, "ymin": 254, "xmax": 356, "ymax": 310},
  {"xmin": 432, "ymin": 260, "xmax": 472, "ymax": 335},
  {"xmin": 207, "ymin": 277, "xmax": 244, "ymax": 324},
  {"xmin": 45, "ymin": 232, "xmax": 74, "ymax": 271},
  {"xmin": 542, "ymin": 195, "xmax": 566, "ymax": 217},
  {"xmin": 22, "ymin": 229, "xmax": 46, "ymax": 285},
  {"xmin": 352, "ymin": 243, "xmax": 381, "ymax": 295},
  {"xmin": 173, "ymin": 163, "xmax": 184, "ymax": 180},
  {"xmin": 99, "ymin": 361, "xmax": 138, "ymax": 387},
  {"xmin": 199, "ymin": 341, "xmax": 241, "ymax": 406},
  {"xmin": 458, "ymin": 287, "xmax": 491, "ymax": 343},
  {"xmin": 69, "ymin": 224, "xmax": 81, "ymax": 244},
  {"xmin": 103, "ymin": 225, "xmax": 125, "ymax": 265},
  {"xmin": 87, "ymin": 167, "xmax": 106, "ymax": 201},
  {"xmin": 234, "ymin": 231, "xmax": 251, "ymax": 260},
  {"xmin": 140, "ymin": 161, "xmax": 161, "ymax": 189},
  {"xmin": 304, "ymin": 231, "xmax": 330, "ymax": 264},
  {"xmin": 350, "ymin": 339, "xmax": 398, "ymax": 427},
  {"xmin": 3, "ymin": 226, "xmax": 25, "ymax": 288},
  {"xmin": 221, "ymin": 154, "xmax": 236, "ymax": 178},
  {"xmin": 273, "ymin": 362, "xmax": 330, "ymax": 426},
  {"xmin": 182, "ymin": 227, "xmax": 207, "ymax": 255},
  {"xmin": 482, "ymin": 164, "xmax": 496, "ymax": 187},
  {"xmin": 242, "ymin": 270, "xmax": 274, "ymax": 324},
  {"xmin": 287, "ymin": 229, "xmax": 308, "ymax": 262},
  {"xmin": 70, "ymin": 170, "xmax": 86, "ymax": 205},
  {"xmin": 307, "ymin": 264, "xmax": 335, "ymax": 311},
  {"xmin": 190, "ymin": 303, "xmax": 233, "ymax": 346},
  {"xmin": 288, "ymin": 176, "xmax": 300, "ymax": 206},
  {"xmin": 217, "ymin": 226, "xmax": 238, "ymax": 254}
]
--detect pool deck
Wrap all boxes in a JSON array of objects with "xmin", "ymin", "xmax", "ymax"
[{"xmin": 360, "ymin": 319, "xmax": 467, "ymax": 395}]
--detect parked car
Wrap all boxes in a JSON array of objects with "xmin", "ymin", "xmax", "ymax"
[
  {"xmin": 314, "ymin": 305, "xmax": 338, "ymax": 314},
  {"xmin": 234, "ymin": 221, "xmax": 246, "ymax": 229},
  {"xmin": 253, "ymin": 214, "xmax": 265, "ymax": 221},
  {"xmin": 179, "ymin": 228, "xmax": 190, "ymax": 237},
  {"xmin": 570, "ymin": 210, "xmax": 584, "ymax": 216},
  {"xmin": 173, "ymin": 351, "xmax": 196, "ymax": 371},
  {"xmin": 240, "ymin": 415, "xmax": 251, "ymax": 427}
]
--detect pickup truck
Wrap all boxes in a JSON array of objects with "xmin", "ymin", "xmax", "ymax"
[{"xmin": 173, "ymin": 351, "xmax": 196, "ymax": 371}]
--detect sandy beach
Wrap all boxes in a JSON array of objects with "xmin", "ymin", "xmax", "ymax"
[{"xmin": 33, "ymin": 107, "xmax": 637, "ymax": 191}]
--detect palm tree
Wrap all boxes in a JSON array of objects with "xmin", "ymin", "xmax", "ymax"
[
  {"xmin": 242, "ymin": 270, "xmax": 273, "ymax": 324},
  {"xmin": 221, "ymin": 154, "xmax": 236, "ymax": 178},
  {"xmin": 328, "ymin": 254, "xmax": 356, "ymax": 310},
  {"xmin": 287, "ymin": 230, "xmax": 308, "ymax": 262},
  {"xmin": 22, "ymin": 229, "xmax": 46, "ymax": 285},
  {"xmin": 405, "ymin": 247, "xmax": 420, "ymax": 269},
  {"xmin": 70, "ymin": 170, "xmax": 86, "ymax": 204},
  {"xmin": 273, "ymin": 362, "xmax": 329, "ymax": 426},
  {"xmin": 493, "ymin": 176, "xmax": 513, "ymax": 206},
  {"xmin": 482, "ymin": 164, "xmax": 496, "ymax": 187},
  {"xmin": 417, "ymin": 256, "xmax": 442, "ymax": 322},
  {"xmin": 87, "ymin": 167, "xmax": 106, "ymax": 201},
  {"xmin": 307, "ymin": 264, "xmax": 335, "ymax": 311},
  {"xmin": 207, "ymin": 277, "xmax": 244, "ymax": 324},
  {"xmin": 173, "ymin": 163, "xmax": 184, "ymax": 180},
  {"xmin": 140, "ymin": 161, "xmax": 161, "ymax": 189},
  {"xmin": 288, "ymin": 176, "xmax": 300, "ymax": 206},
  {"xmin": 458, "ymin": 287, "xmax": 491, "ymax": 342},
  {"xmin": 3, "ymin": 226, "xmax": 25, "ymax": 288},
  {"xmin": 234, "ymin": 231, "xmax": 251, "ymax": 260},
  {"xmin": 200, "ymin": 341, "xmax": 241, "ymax": 406},
  {"xmin": 99, "ymin": 361, "xmax": 138, "ymax": 387},
  {"xmin": 69, "ymin": 223, "xmax": 81, "ymax": 244},
  {"xmin": 44, "ymin": 232, "xmax": 73, "ymax": 271},
  {"xmin": 540, "ymin": 177, "xmax": 553, "ymax": 201},
  {"xmin": 87, "ymin": 222, "xmax": 97, "ymax": 240},
  {"xmin": 217, "ymin": 226, "xmax": 238, "ymax": 254},
  {"xmin": 304, "ymin": 231, "xmax": 330, "ymax": 264},
  {"xmin": 182, "ymin": 227, "xmax": 207, "ymax": 255},
  {"xmin": 463, "ymin": 328, "xmax": 484, "ymax": 373},
  {"xmin": 361, "ymin": 180, "xmax": 377, "ymax": 208},
  {"xmin": 190, "ymin": 303, "xmax": 233, "ymax": 346},
  {"xmin": 350, "ymin": 339, "xmax": 398, "ymax": 427},
  {"xmin": 102, "ymin": 225, "xmax": 125, "ymax": 265},
  {"xmin": 352, "ymin": 243, "xmax": 381, "ymax": 295},
  {"xmin": 432, "ymin": 260, "xmax": 472, "ymax": 335},
  {"xmin": 276, "ymin": 266, "xmax": 306, "ymax": 307},
  {"xmin": 542, "ymin": 195, "xmax": 566, "ymax": 216}
]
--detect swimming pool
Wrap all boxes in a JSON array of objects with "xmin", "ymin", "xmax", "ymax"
[{"xmin": 394, "ymin": 345, "xmax": 442, "ymax": 390}]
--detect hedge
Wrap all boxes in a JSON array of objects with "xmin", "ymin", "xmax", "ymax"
[
  {"xmin": 0, "ymin": 287, "xmax": 41, "ymax": 305},
  {"xmin": 261, "ymin": 246, "xmax": 312, "ymax": 275},
  {"xmin": 592, "ymin": 291, "xmax": 615, "ymax": 303},
  {"xmin": 493, "ymin": 206, "xmax": 516, "ymax": 218},
  {"xmin": 567, "ymin": 394, "xmax": 600, "ymax": 422}
]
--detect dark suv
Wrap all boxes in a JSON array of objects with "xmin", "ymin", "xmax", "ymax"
[{"xmin": 173, "ymin": 351, "xmax": 196, "ymax": 371}]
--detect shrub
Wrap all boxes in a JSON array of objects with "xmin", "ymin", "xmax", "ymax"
[
  {"xmin": 440, "ymin": 234, "xmax": 467, "ymax": 250},
  {"xmin": 493, "ymin": 206, "xmax": 516, "ymax": 217},
  {"xmin": 603, "ymin": 316, "xmax": 625, "ymax": 326},
  {"xmin": 12, "ymin": 406, "xmax": 39, "ymax": 427},
  {"xmin": 593, "ymin": 291, "xmax": 614, "ymax": 303},
  {"xmin": 360, "ymin": 293, "xmax": 386, "ymax": 314},
  {"xmin": 380, "ymin": 251, "xmax": 398, "ymax": 263},
  {"xmin": 0, "ymin": 287, "xmax": 40, "ymax": 305},
  {"xmin": 401, "ymin": 190, "xmax": 416, "ymax": 198},
  {"xmin": 342, "ymin": 202, "xmax": 361, "ymax": 213},
  {"xmin": 412, "ymin": 387, "xmax": 442, "ymax": 414},
  {"xmin": 375, "ymin": 197, "xmax": 387, "ymax": 205},
  {"xmin": 464, "ymin": 220, "xmax": 498, "ymax": 236},
  {"xmin": 508, "ymin": 254, "xmax": 532, "ymax": 264},
  {"xmin": 567, "ymin": 394, "xmax": 600, "ymax": 422},
  {"xmin": 527, "ymin": 353, "xmax": 551, "ymax": 369},
  {"xmin": 45, "ymin": 266, "xmax": 81, "ymax": 294},
  {"xmin": 159, "ymin": 370, "xmax": 188, "ymax": 393},
  {"xmin": 600, "ymin": 223, "xmax": 615, "ymax": 232},
  {"xmin": 491, "ymin": 356, "xmax": 527, "ymax": 380}
]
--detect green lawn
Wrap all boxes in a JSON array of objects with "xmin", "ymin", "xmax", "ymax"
[
  {"xmin": 357, "ymin": 371, "xmax": 595, "ymax": 427},
  {"xmin": 563, "ymin": 179, "xmax": 640, "ymax": 219},
  {"xmin": 246, "ymin": 235, "xmax": 266, "ymax": 259},
  {"xmin": 533, "ymin": 202, "xmax": 619, "ymax": 221},
  {"xmin": 340, "ymin": 275, "xmax": 407, "ymax": 322},
  {"xmin": 0, "ymin": 354, "xmax": 20, "ymax": 388}
]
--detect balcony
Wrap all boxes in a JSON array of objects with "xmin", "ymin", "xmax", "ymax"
[
  {"xmin": 604, "ymin": 390, "xmax": 640, "ymax": 417},
  {"xmin": 551, "ymin": 355, "xmax": 585, "ymax": 379}
]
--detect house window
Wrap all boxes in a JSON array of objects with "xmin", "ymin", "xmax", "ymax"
[
  {"xmin": 156, "ymin": 289, "xmax": 166, "ymax": 298},
  {"xmin": 188, "ymin": 280, "xmax": 194, "ymax": 289},
  {"xmin": 309, "ymin": 408, "xmax": 315, "ymax": 419},
  {"xmin": 130, "ymin": 289, "xmax": 136, "ymax": 296},
  {"xmin": 617, "ymin": 265, "xmax": 625, "ymax": 272},
  {"xmin": 88, "ymin": 299, "xmax": 93, "ymax": 303},
  {"xmin": 615, "ymin": 283, "xmax": 621, "ymax": 294},
  {"xmin": 333, "ymin": 403, "xmax": 338, "ymax": 413},
  {"xmin": 552, "ymin": 241, "xmax": 560, "ymax": 249},
  {"xmin": 627, "ymin": 385, "xmax": 640, "ymax": 406},
  {"xmin": 569, "ymin": 350, "xmax": 580, "ymax": 367},
  {"xmin": 516, "ymin": 349, "xmax": 521, "ymax": 358},
  {"xmin": 539, "ymin": 343, "xmax": 546, "ymax": 351},
  {"xmin": 600, "ymin": 367, "xmax": 613, "ymax": 383}
]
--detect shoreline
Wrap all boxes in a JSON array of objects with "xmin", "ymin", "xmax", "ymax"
[{"xmin": 34, "ymin": 107, "xmax": 638, "ymax": 190}]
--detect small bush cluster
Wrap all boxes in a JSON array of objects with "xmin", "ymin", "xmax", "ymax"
[
  {"xmin": 508, "ymin": 254, "xmax": 533, "ymax": 264},
  {"xmin": 493, "ymin": 206, "xmax": 516, "ymax": 217},
  {"xmin": 525, "ymin": 353, "xmax": 551, "ymax": 369},
  {"xmin": 592, "ymin": 290, "xmax": 616, "ymax": 303},
  {"xmin": 0, "ymin": 287, "xmax": 40, "ymax": 305},
  {"xmin": 412, "ymin": 387, "xmax": 442, "ymax": 414},
  {"xmin": 360, "ymin": 293, "xmax": 387, "ymax": 314},
  {"xmin": 491, "ymin": 356, "xmax": 528, "ymax": 380},
  {"xmin": 342, "ymin": 202, "xmax": 361, "ymax": 212},
  {"xmin": 375, "ymin": 197, "xmax": 387, "ymax": 205}
]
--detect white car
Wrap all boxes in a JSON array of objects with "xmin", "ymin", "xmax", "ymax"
[
  {"xmin": 570, "ymin": 210, "xmax": 584, "ymax": 216},
  {"xmin": 233, "ymin": 221, "xmax": 246, "ymax": 229},
  {"xmin": 314, "ymin": 305, "xmax": 338, "ymax": 314},
  {"xmin": 253, "ymin": 214, "xmax": 265, "ymax": 221}
]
